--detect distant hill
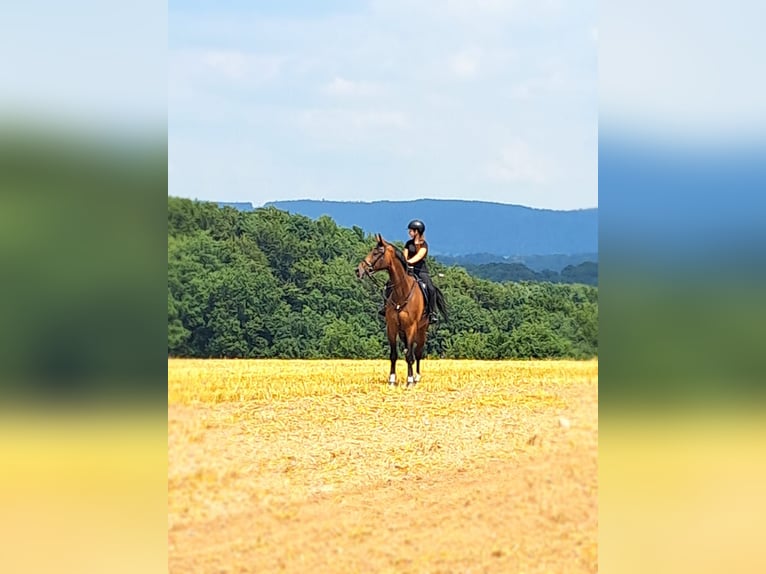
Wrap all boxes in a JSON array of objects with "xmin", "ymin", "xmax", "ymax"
[
  {"xmin": 460, "ymin": 261, "xmax": 598, "ymax": 286},
  {"xmin": 218, "ymin": 201, "xmax": 255, "ymax": 212},
  {"xmin": 436, "ymin": 252, "xmax": 598, "ymax": 273},
  {"xmin": 263, "ymin": 199, "xmax": 597, "ymax": 258}
]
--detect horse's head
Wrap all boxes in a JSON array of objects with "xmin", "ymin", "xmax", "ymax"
[{"xmin": 356, "ymin": 234, "xmax": 394, "ymax": 279}]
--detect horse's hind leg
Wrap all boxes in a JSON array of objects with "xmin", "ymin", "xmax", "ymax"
[
  {"xmin": 414, "ymin": 347, "xmax": 423, "ymax": 384},
  {"xmin": 413, "ymin": 330, "xmax": 426, "ymax": 384},
  {"xmin": 388, "ymin": 342, "xmax": 398, "ymax": 386},
  {"xmin": 405, "ymin": 344, "xmax": 415, "ymax": 387},
  {"xmin": 404, "ymin": 325, "xmax": 419, "ymax": 387}
]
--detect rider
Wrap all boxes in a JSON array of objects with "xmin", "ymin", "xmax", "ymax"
[{"xmin": 379, "ymin": 219, "xmax": 439, "ymax": 324}]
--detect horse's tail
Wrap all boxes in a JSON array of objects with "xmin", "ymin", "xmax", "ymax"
[{"xmin": 433, "ymin": 285, "xmax": 448, "ymax": 322}]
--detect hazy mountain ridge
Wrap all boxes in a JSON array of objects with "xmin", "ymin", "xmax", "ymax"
[
  {"xmin": 257, "ymin": 199, "xmax": 597, "ymax": 257},
  {"xmin": 436, "ymin": 252, "xmax": 598, "ymax": 272},
  {"xmin": 460, "ymin": 261, "xmax": 598, "ymax": 286}
]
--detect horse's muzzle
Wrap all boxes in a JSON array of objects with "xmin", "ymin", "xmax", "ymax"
[{"xmin": 355, "ymin": 262, "xmax": 369, "ymax": 279}]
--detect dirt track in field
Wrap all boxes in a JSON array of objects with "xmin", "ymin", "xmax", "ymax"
[{"xmin": 168, "ymin": 360, "xmax": 598, "ymax": 573}]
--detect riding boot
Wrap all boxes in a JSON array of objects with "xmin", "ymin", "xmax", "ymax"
[
  {"xmin": 426, "ymin": 301, "xmax": 438, "ymax": 324},
  {"xmin": 427, "ymin": 287, "xmax": 438, "ymax": 324}
]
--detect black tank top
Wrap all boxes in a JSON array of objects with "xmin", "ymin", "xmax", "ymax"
[{"xmin": 405, "ymin": 239, "xmax": 429, "ymax": 274}]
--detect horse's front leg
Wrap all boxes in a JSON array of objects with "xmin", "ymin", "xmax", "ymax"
[
  {"xmin": 388, "ymin": 342, "xmax": 398, "ymax": 386},
  {"xmin": 386, "ymin": 320, "xmax": 399, "ymax": 386}
]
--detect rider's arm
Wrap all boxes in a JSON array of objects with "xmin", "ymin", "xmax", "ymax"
[{"xmin": 407, "ymin": 246, "xmax": 428, "ymax": 265}]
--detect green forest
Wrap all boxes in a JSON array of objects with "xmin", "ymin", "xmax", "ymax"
[{"xmin": 168, "ymin": 197, "xmax": 598, "ymax": 359}]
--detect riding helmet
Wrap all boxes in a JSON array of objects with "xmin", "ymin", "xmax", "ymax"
[{"xmin": 407, "ymin": 219, "xmax": 426, "ymax": 234}]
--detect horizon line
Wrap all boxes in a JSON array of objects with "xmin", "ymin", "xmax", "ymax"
[{"xmin": 204, "ymin": 197, "xmax": 599, "ymax": 212}]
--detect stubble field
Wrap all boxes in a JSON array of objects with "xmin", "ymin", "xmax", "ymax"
[{"xmin": 168, "ymin": 359, "xmax": 598, "ymax": 573}]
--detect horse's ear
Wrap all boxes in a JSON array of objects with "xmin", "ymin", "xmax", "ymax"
[{"xmin": 376, "ymin": 233, "xmax": 384, "ymax": 245}]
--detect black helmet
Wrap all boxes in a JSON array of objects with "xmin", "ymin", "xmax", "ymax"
[{"xmin": 407, "ymin": 219, "xmax": 426, "ymax": 234}]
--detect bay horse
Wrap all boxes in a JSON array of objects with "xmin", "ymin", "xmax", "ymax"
[{"xmin": 356, "ymin": 234, "xmax": 446, "ymax": 387}]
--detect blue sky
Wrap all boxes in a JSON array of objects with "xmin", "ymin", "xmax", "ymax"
[{"xmin": 169, "ymin": 1, "xmax": 598, "ymax": 210}]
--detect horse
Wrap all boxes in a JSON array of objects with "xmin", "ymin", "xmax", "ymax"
[{"xmin": 356, "ymin": 233, "xmax": 446, "ymax": 387}]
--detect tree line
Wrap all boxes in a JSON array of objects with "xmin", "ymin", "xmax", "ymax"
[{"xmin": 168, "ymin": 197, "xmax": 598, "ymax": 359}]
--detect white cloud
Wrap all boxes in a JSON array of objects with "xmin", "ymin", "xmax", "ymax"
[
  {"xmin": 302, "ymin": 108, "xmax": 407, "ymax": 129},
  {"xmin": 510, "ymin": 71, "xmax": 565, "ymax": 99},
  {"xmin": 375, "ymin": 0, "xmax": 561, "ymax": 28},
  {"xmin": 202, "ymin": 50, "xmax": 247, "ymax": 79},
  {"xmin": 441, "ymin": 0, "xmax": 521, "ymax": 21},
  {"xmin": 321, "ymin": 76, "xmax": 380, "ymax": 97},
  {"xmin": 451, "ymin": 49, "xmax": 481, "ymax": 79},
  {"xmin": 296, "ymin": 108, "xmax": 409, "ymax": 148},
  {"xmin": 198, "ymin": 50, "xmax": 283, "ymax": 82},
  {"xmin": 485, "ymin": 140, "xmax": 549, "ymax": 184}
]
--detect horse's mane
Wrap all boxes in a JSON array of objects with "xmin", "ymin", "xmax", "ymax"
[{"xmin": 392, "ymin": 245, "xmax": 409, "ymax": 272}]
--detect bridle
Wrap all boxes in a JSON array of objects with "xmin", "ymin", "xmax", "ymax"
[
  {"xmin": 361, "ymin": 245, "xmax": 418, "ymax": 312},
  {"xmin": 361, "ymin": 246, "xmax": 386, "ymax": 276}
]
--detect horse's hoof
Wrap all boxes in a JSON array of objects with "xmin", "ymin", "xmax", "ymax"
[{"xmin": 388, "ymin": 381, "xmax": 397, "ymax": 387}]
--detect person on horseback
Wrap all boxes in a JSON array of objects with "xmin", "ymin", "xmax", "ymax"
[{"xmin": 379, "ymin": 219, "xmax": 440, "ymax": 324}]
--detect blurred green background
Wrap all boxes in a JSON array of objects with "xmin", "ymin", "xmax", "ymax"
[
  {"xmin": 600, "ymin": 264, "xmax": 766, "ymax": 409},
  {"xmin": 0, "ymin": 124, "xmax": 166, "ymax": 404}
]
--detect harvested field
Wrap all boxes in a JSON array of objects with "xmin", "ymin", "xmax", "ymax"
[{"xmin": 168, "ymin": 359, "xmax": 598, "ymax": 573}]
